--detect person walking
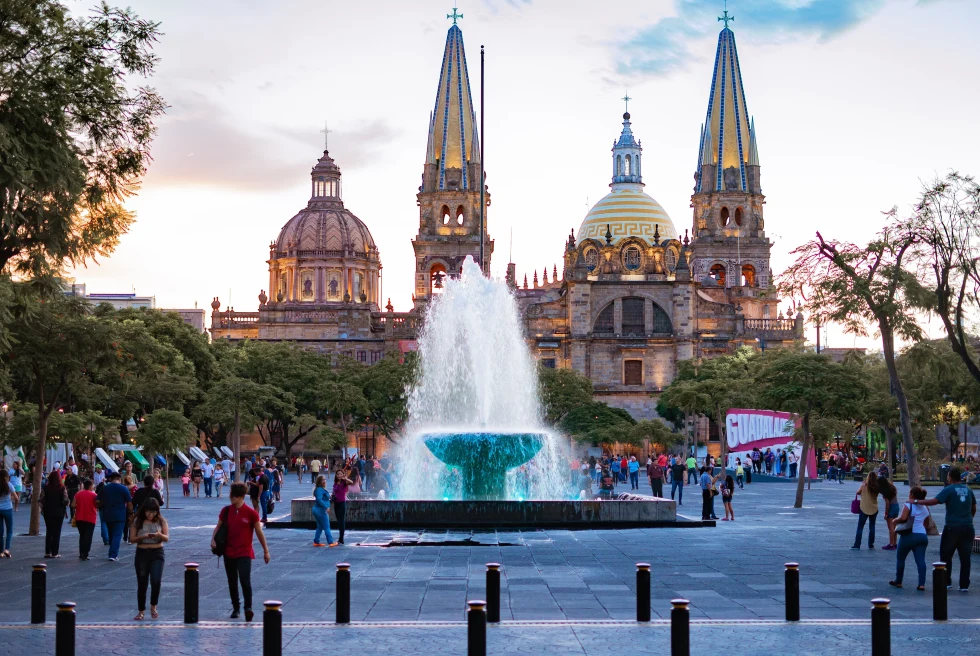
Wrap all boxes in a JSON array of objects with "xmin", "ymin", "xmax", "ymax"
[
  {"xmin": 0, "ymin": 470, "xmax": 19, "ymax": 558},
  {"xmin": 628, "ymin": 456, "xmax": 640, "ymax": 490},
  {"xmin": 647, "ymin": 457, "xmax": 664, "ymax": 498},
  {"xmin": 851, "ymin": 471, "xmax": 880, "ymax": 550},
  {"xmin": 214, "ymin": 464, "xmax": 226, "ymax": 497},
  {"xmin": 8, "ymin": 461, "xmax": 25, "ymax": 504},
  {"xmin": 99, "ymin": 472, "xmax": 133, "ymax": 561},
  {"xmin": 915, "ymin": 466, "xmax": 976, "ymax": 591},
  {"xmin": 670, "ymin": 457, "xmax": 686, "ymax": 505},
  {"xmin": 311, "ymin": 475, "xmax": 336, "ymax": 547},
  {"xmin": 269, "ymin": 459, "xmax": 282, "ymax": 503},
  {"xmin": 71, "ymin": 478, "xmax": 98, "ymax": 560},
  {"xmin": 332, "ymin": 470, "xmax": 353, "ymax": 545},
  {"xmin": 295, "ymin": 456, "xmax": 305, "ymax": 483},
  {"xmin": 181, "ymin": 470, "xmax": 191, "ymax": 497},
  {"xmin": 220, "ymin": 455, "xmax": 234, "ymax": 483},
  {"xmin": 699, "ymin": 466, "xmax": 720, "ymax": 521},
  {"xmin": 721, "ymin": 474, "xmax": 735, "ymax": 521},
  {"xmin": 735, "ymin": 459, "xmax": 745, "ymax": 490},
  {"xmin": 309, "ymin": 457, "xmax": 321, "ymax": 485},
  {"xmin": 686, "ymin": 454, "xmax": 698, "ymax": 485},
  {"xmin": 212, "ymin": 483, "xmax": 271, "ymax": 621},
  {"xmin": 203, "ymin": 459, "xmax": 215, "ymax": 498},
  {"xmin": 133, "ymin": 476, "xmax": 164, "ymax": 516},
  {"xmin": 788, "ymin": 450, "xmax": 798, "ymax": 479},
  {"xmin": 130, "ymin": 498, "xmax": 169, "ymax": 620},
  {"xmin": 889, "ymin": 486, "xmax": 931, "ymax": 591},
  {"xmin": 39, "ymin": 471, "xmax": 69, "ymax": 558},
  {"xmin": 879, "ymin": 477, "xmax": 899, "ymax": 551},
  {"xmin": 191, "ymin": 461, "xmax": 203, "ymax": 497}
]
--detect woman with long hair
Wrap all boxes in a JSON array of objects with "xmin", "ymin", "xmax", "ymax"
[
  {"xmin": 879, "ymin": 477, "xmax": 899, "ymax": 551},
  {"xmin": 71, "ymin": 478, "xmax": 98, "ymax": 560},
  {"xmin": 191, "ymin": 461, "xmax": 203, "ymax": 497},
  {"xmin": 332, "ymin": 469, "xmax": 353, "ymax": 545},
  {"xmin": 129, "ymin": 498, "xmax": 169, "ymax": 620},
  {"xmin": 852, "ymin": 471, "xmax": 880, "ymax": 550},
  {"xmin": 721, "ymin": 474, "xmax": 735, "ymax": 521},
  {"xmin": 311, "ymin": 475, "xmax": 336, "ymax": 547},
  {"xmin": 889, "ymin": 486, "xmax": 932, "ymax": 591},
  {"xmin": 0, "ymin": 469, "xmax": 19, "ymax": 558},
  {"xmin": 39, "ymin": 470, "xmax": 69, "ymax": 558}
]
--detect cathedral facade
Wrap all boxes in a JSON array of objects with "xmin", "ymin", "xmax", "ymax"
[{"xmin": 210, "ymin": 18, "xmax": 801, "ymax": 425}]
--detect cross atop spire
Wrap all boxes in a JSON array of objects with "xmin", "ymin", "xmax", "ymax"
[
  {"xmin": 320, "ymin": 121, "xmax": 332, "ymax": 150},
  {"xmin": 447, "ymin": 3, "xmax": 463, "ymax": 24},
  {"xmin": 622, "ymin": 91, "xmax": 632, "ymax": 114},
  {"xmin": 718, "ymin": 0, "xmax": 734, "ymax": 29}
]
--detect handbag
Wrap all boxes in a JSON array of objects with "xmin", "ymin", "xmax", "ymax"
[
  {"xmin": 850, "ymin": 496, "xmax": 861, "ymax": 514},
  {"xmin": 894, "ymin": 504, "xmax": 914, "ymax": 536},
  {"xmin": 924, "ymin": 513, "xmax": 939, "ymax": 537}
]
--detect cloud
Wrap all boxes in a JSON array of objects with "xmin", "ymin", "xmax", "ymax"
[
  {"xmin": 618, "ymin": 0, "xmax": 887, "ymax": 77},
  {"xmin": 145, "ymin": 93, "xmax": 400, "ymax": 191}
]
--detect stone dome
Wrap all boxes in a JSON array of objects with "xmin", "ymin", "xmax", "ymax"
[
  {"xmin": 274, "ymin": 206, "xmax": 376, "ymax": 257},
  {"xmin": 577, "ymin": 184, "xmax": 677, "ymax": 245}
]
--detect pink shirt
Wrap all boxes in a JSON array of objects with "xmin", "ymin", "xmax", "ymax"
[{"xmin": 332, "ymin": 481, "xmax": 349, "ymax": 502}]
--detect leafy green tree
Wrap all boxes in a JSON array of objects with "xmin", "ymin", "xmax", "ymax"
[
  {"xmin": 359, "ymin": 352, "xmax": 416, "ymax": 444},
  {"xmin": 137, "ymin": 409, "xmax": 196, "ymax": 507},
  {"xmin": 0, "ymin": 1, "xmax": 165, "ymax": 276},
  {"xmin": 658, "ymin": 379, "xmax": 710, "ymax": 456},
  {"xmin": 559, "ymin": 402, "xmax": 636, "ymax": 447},
  {"xmin": 4, "ymin": 294, "xmax": 115, "ymax": 534},
  {"xmin": 631, "ymin": 419, "xmax": 686, "ymax": 453},
  {"xmin": 538, "ymin": 366, "xmax": 594, "ymax": 425},
  {"xmin": 320, "ymin": 379, "xmax": 369, "ymax": 459},
  {"xmin": 755, "ymin": 350, "xmax": 869, "ymax": 507},
  {"xmin": 781, "ymin": 225, "xmax": 924, "ymax": 485}
]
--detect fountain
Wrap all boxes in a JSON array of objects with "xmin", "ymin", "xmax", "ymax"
[{"xmin": 289, "ymin": 257, "xmax": 678, "ymax": 528}]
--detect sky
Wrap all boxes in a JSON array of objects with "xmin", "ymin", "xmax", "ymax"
[{"xmin": 66, "ymin": 0, "xmax": 980, "ymax": 349}]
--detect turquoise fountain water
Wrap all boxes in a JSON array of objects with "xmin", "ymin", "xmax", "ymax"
[{"xmin": 396, "ymin": 257, "xmax": 567, "ymax": 501}]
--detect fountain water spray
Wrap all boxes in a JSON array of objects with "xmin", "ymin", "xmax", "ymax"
[{"xmin": 395, "ymin": 257, "xmax": 568, "ymax": 500}]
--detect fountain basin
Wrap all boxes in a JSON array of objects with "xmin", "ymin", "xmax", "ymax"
[{"xmin": 421, "ymin": 431, "xmax": 545, "ymax": 500}]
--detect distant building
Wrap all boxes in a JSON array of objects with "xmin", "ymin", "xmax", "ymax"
[
  {"xmin": 164, "ymin": 309, "xmax": 207, "ymax": 334},
  {"xmin": 818, "ymin": 347, "xmax": 867, "ymax": 363},
  {"xmin": 66, "ymin": 283, "xmax": 206, "ymax": 333}
]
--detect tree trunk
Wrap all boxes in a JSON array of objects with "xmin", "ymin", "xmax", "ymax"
[
  {"xmin": 164, "ymin": 454, "xmax": 171, "ymax": 509},
  {"xmin": 233, "ymin": 408, "xmax": 241, "ymax": 483},
  {"xmin": 716, "ymin": 409, "xmax": 727, "ymax": 472},
  {"xmin": 28, "ymin": 408, "xmax": 49, "ymax": 536},
  {"xmin": 793, "ymin": 413, "xmax": 812, "ymax": 508},
  {"xmin": 884, "ymin": 426, "xmax": 895, "ymax": 479},
  {"xmin": 340, "ymin": 415, "xmax": 348, "ymax": 460},
  {"xmin": 881, "ymin": 330, "xmax": 920, "ymax": 485}
]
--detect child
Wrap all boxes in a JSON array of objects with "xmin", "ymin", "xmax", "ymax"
[
  {"xmin": 721, "ymin": 474, "xmax": 735, "ymax": 521},
  {"xmin": 214, "ymin": 464, "xmax": 225, "ymax": 497},
  {"xmin": 735, "ymin": 459, "xmax": 745, "ymax": 490},
  {"xmin": 181, "ymin": 472, "xmax": 191, "ymax": 497}
]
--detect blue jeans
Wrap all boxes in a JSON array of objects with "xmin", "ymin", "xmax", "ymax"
[
  {"xmin": 0, "ymin": 508, "xmax": 12, "ymax": 551},
  {"xmin": 895, "ymin": 533, "xmax": 928, "ymax": 587},
  {"xmin": 629, "ymin": 471, "xmax": 639, "ymax": 489},
  {"xmin": 204, "ymin": 477, "xmax": 213, "ymax": 497},
  {"xmin": 853, "ymin": 511, "xmax": 877, "ymax": 548},
  {"xmin": 671, "ymin": 481, "xmax": 683, "ymax": 504},
  {"xmin": 688, "ymin": 469, "xmax": 697, "ymax": 485},
  {"xmin": 260, "ymin": 491, "xmax": 271, "ymax": 522},
  {"xmin": 107, "ymin": 520, "xmax": 126, "ymax": 559},
  {"xmin": 100, "ymin": 511, "xmax": 109, "ymax": 544},
  {"xmin": 312, "ymin": 507, "xmax": 334, "ymax": 544}
]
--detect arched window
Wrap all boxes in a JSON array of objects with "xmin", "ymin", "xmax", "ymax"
[
  {"xmin": 583, "ymin": 247, "xmax": 599, "ymax": 272},
  {"xmin": 622, "ymin": 245, "xmax": 642, "ymax": 271},
  {"xmin": 430, "ymin": 264, "xmax": 447, "ymax": 295},
  {"xmin": 456, "ymin": 205, "xmax": 465, "ymax": 226},
  {"xmin": 622, "ymin": 297, "xmax": 645, "ymax": 335},
  {"xmin": 594, "ymin": 303, "xmax": 614, "ymax": 334},
  {"xmin": 734, "ymin": 207, "xmax": 743, "ymax": 226},
  {"xmin": 710, "ymin": 263, "xmax": 727, "ymax": 286},
  {"xmin": 624, "ymin": 154, "xmax": 631, "ymax": 176},
  {"xmin": 741, "ymin": 263, "xmax": 756, "ymax": 287},
  {"xmin": 441, "ymin": 205, "xmax": 451, "ymax": 225},
  {"xmin": 720, "ymin": 207, "xmax": 730, "ymax": 226},
  {"xmin": 651, "ymin": 303, "xmax": 672, "ymax": 334},
  {"xmin": 664, "ymin": 248, "xmax": 678, "ymax": 272},
  {"xmin": 616, "ymin": 155, "xmax": 622, "ymax": 177}
]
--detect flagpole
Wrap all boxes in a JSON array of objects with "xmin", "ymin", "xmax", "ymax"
[{"xmin": 480, "ymin": 44, "xmax": 485, "ymax": 275}]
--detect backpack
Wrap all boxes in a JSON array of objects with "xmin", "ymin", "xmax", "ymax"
[{"xmin": 212, "ymin": 506, "xmax": 230, "ymax": 557}]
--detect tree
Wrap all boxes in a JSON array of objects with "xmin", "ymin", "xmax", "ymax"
[
  {"xmin": 4, "ymin": 294, "xmax": 115, "ymax": 534},
  {"xmin": 538, "ymin": 366, "xmax": 594, "ymax": 426},
  {"xmin": 905, "ymin": 173, "xmax": 980, "ymax": 387},
  {"xmin": 359, "ymin": 352, "xmax": 416, "ymax": 444},
  {"xmin": 755, "ymin": 351, "xmax": 869, "ymax": 507},
  {"xmin": 0, "ymin": 1, "xmax": 165, "ymax": 276},
  {"xmin": 781, "ymin": 225, "xmax": 924, "ymax": 484},
  {"xmin": 658, "ymin": 379, "xmax": 710, "ymax": 456},
  {"xmin": 559, "ymin": 402, "xmax": 636, "ymax": 447},
  {"xmin": 320, "ymin": 379, "xmax": 369, "ymax": 459},
  {"xmin": 137, "ymin": 409, "xmax": 196, "ymax": 507},
  {"xmin": 631, "ymin": 419, "xmax": 686, "ymax": 453}
]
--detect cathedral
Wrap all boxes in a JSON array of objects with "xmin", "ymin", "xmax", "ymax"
[{"xmin": 210, "ymin": 16, "xmax": 802, "ymax": 425}]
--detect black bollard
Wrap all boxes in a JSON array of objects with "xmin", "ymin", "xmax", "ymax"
[
  {"xmin": 670, "ymin": 598, "xmax": 690, "ymax": 656},
  {"xmin": 467, "ymin": 600, "xmax": 487, "ymax": 656},
  {"xmin": 263, "ymin": 600, "xmax": 283, "ymax": 656},
  {"xmin": 636, "ymin": 563, "xmax": 651, "ymax": 622},
  {"xmin": 55, "ymin": 602, "xmax": 76, "ymax": 656},
  {"xmin": 486, "ymin": 563, "xmax": 501, "ymax": 623},
  {"xmin": 932, "ymin": 562, "xmax": 947, "ymax": 621},
  {"xmin": 784, "ymin": 562, "xmax": 800, "ymax": 622},
  {"xmin": 336, "ymin": 563, "xmax": 351, "ymax": 624},
  {"xmin": 871, "ymin": 598, "xmax": 890, "ymax": 656},
  {"xmin": 184, "ymin": 563, "xmax": 199, "ymax": 624},
  {"xmin": 31, "ymin": 564, "xmax": 46, "ymax": 624}
]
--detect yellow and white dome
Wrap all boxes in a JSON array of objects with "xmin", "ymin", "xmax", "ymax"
[{"xmin": 578, "ymin": 184, "xmax": 677, "ymax": 245}]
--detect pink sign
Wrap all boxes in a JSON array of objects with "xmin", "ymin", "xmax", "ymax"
[{"xmin": 725, "ymin": 408, "xmax": 816, "ymax": 477}]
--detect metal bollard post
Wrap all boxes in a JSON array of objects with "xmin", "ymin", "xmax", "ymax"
[
  {"xmin": 263, "ymin": 600, "xmax": 283, "ymax": 656},
  {"xmin": 486, "ymin": 563, "xmax": 501, "ymax": 623},
  {"xmin": 184, "ymin": 563, "xmax": 199, "ymax": 624},
  {"xmin": 467, "ymin": 600, "xmax": 487, "ymax": 656},
  {"xmin": 336, "ymin": 563, "xmax": 351, "ymax": 624},
  {"xmin": 31, "ymin": 564, "xmax": 46, "ymax": 624},
  {"xmin": 785, "ymin": 562, "xmax": 800, "ymax": 622},
  {"xmin": 636, "ymin": 563, "xmax": 651, "ymax": 622},
  {"xmin": 670, "ymin": 598, "xmax": 690, "ymax": 656},
  {"xmin": 55, "ymin": 602, "xmax": 76, "ymax": 656},
  {"xmin": 871, "ymin": 598, "xmax": 890, "ymax": 656},
  {"xmin": 932, "ymin": 562, "xmax": 947, "ymax": 621}
]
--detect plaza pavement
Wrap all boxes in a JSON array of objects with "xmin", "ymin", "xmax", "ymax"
[{"xmin": 0, "ymin": 473, "xmax": 975, "ymax": 653}]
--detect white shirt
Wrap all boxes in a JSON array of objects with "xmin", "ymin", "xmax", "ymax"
[
  {"xmin": 214, "ymin": 468, "xmax": 226, "ymax": 482},
  {"xmin": 70, "ymin": 464, "xmax": 78, "ymax": 475},
  {"xmin": 221, "ymin": 459, "xmax": 233, "ymax": 474},
  {"xmin": 93, "ymin": 470, "xmax": 105, "ymax": 486},
  {"xmin": 905, "ymin": 503, "xmax": 930, "ymax": 534},
  {"xmin": 202, "ymin": 463, "xmax": 214, "ymax": 477}
]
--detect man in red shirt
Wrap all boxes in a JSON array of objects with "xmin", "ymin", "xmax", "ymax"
[{"xmin": 211, "ymin": 483, "xmax": 271, "ymax": 621}]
